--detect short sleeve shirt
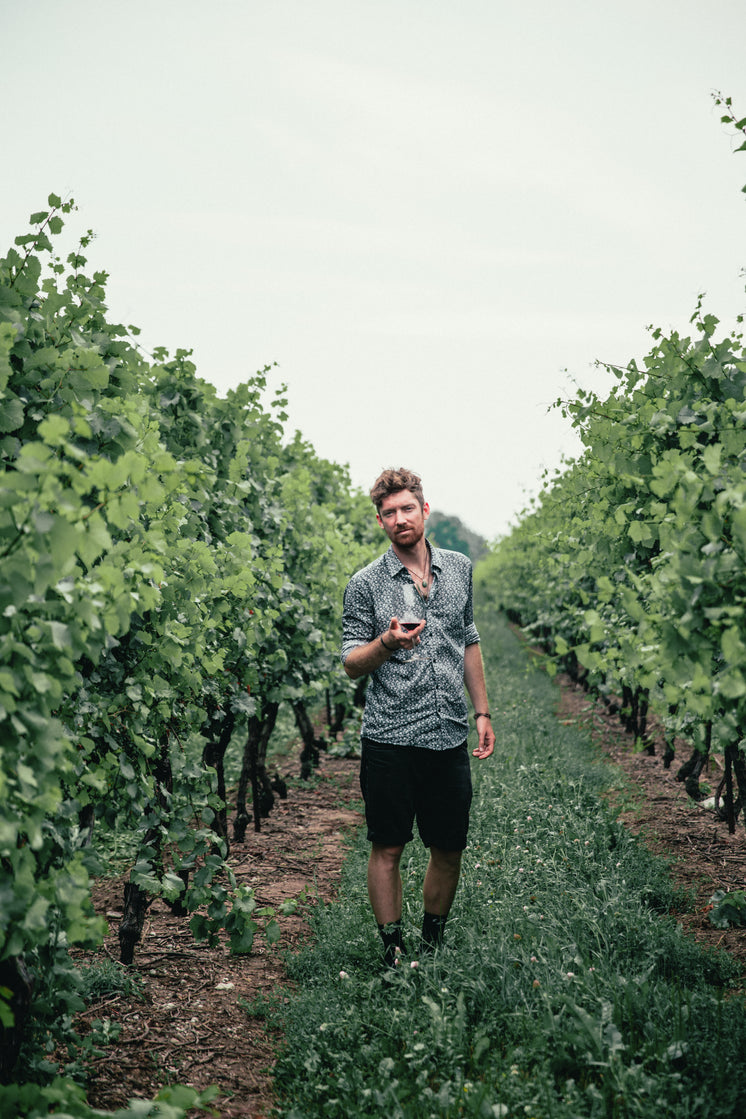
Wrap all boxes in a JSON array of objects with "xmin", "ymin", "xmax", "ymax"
[{"xmin": 340, "ymin": 543, "xmax": 480, "ymax": 750}]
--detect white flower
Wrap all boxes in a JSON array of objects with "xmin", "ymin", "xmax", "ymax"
[
  {"xmin": 410, "ymin": 960, "xmax": 419, "ymax": 969},
  {"xmin": 339, "ymin": 970, "xmax": 349, "ymax": 980}
]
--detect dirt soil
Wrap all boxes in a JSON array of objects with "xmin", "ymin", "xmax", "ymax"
[
  {"xmin": 77, "ymin": 677, "xmax": 746, "ymax": 1118},
  {"xmin": 78, "ymin": 758, "xmax": 363, "ymax": 1119}
]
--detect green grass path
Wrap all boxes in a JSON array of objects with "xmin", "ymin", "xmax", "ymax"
[{"xmin": 268, "ymin": 610, "xmax": 746, "ymax": 1119}]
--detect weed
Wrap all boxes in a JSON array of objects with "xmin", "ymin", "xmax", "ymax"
[
  {"xmin": 78, "ymin": 957, "xmax": 145, "ymax": 1004},
  {"xmin": 238, "ymin": 988, "xmax": 287, "ymax": 1021}
]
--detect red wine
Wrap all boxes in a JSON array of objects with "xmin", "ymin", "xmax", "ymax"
[{"xmin": 400, "ymin": 622, "xmax": 419, "ymax": 633}]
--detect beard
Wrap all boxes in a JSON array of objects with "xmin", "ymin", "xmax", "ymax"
[{"xmin": 392, "ymin": 522, "xmax": 425, "ymax": 548}]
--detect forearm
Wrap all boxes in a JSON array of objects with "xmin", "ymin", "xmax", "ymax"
[
  {"xmin": 343, "ymin": 634, "xmax": 396, "ymax": 680},
  {"xmin": 463, "ymin": 642, "xmax": 489, "ymax": 713},
  {"xmin": 464, "ymin": 642, "xmax": 495, "ymax": 758}
]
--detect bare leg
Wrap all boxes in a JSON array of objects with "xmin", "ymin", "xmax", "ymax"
[
  {"xmin": 367, "ymin": 843, "xmax": 404, "ymax": 925},
  {"xmin": 423, "ymin": 847, "xmax": 462, "ymax": 917}
]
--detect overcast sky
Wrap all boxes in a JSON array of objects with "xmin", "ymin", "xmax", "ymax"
[{"xmin": 3, "ymin": 0, "xmax": 745, "ymax": 540}]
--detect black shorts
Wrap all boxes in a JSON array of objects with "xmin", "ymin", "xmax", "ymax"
[{"xmin": 359, "ymin": 738, "xmax": 473, "ymax": 851}]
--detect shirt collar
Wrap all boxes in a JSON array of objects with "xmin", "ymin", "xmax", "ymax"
[{"xmin": 384, "ymin": 539, "xmax": 442, "ymax": 577}]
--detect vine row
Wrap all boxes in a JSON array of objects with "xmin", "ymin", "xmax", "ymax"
[
  {"xmin": 476, "ymin": 97, "xmax": 746, "ymax": 831},
  {"xmin": 0, "ymin": 198, "xmax": 377, "ymax": 1097}
]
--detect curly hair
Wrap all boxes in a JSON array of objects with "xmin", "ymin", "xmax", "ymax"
[{"xmin": 369, "ymin": 467, "xmax": 425, "ymax": 511}]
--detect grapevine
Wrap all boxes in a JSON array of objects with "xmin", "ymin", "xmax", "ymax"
[
  {"xmin": 0, "ymin": 196, "xmax": 377, "ymax": 1095},
  {"xmin": 478, "ymin": 99, "xmax": 746, "ymax": 829}
]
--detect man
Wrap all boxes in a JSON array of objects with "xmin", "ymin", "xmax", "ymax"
[{"xmin": 341, "ymin": 467, "xmax": 495, "ymax": 967}]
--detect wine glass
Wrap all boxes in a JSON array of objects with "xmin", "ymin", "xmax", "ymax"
[{"xmin": 398, "ymin": 583, "xmax": 428, "ymax": 662}]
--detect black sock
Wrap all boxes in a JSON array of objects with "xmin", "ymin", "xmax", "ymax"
[
  {"xmin": 421, "ymin": 911, "xmax": 448, "ymax": 951},
  {"xmin": 378, "ymin": 920, "xmax": 404, "ymax": 967}
]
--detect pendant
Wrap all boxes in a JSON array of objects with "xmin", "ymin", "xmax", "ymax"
[{"xmin": 422, "ymin": 579, "xmax": 428, "ymax": 588}]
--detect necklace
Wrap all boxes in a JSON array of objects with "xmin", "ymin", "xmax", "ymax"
[
  {"xmin": 404, "ymin": 562, "xmax": 430, "ymax": 590},
  {"xmin": 399, "ymin": 542, "xmax": 431, "ymax": 590}
]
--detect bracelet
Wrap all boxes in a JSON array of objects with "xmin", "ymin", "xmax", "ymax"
[
  {"xmin": 474, "ymin": 712, "xmax": 491, "ymax": 720},
  {"xmin": 380, "ymin": 635, "xmax": 395, "ymax": 652}
]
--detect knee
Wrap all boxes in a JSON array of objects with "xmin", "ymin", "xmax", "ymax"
[
  {"xmin": 430, "ymin": 847, "xmax": 462, "ymax": 873},
  {"xmin": 370, "ymin": 843, "xmax": 404, "ymax": 869}
]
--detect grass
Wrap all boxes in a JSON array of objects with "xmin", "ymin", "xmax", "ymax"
[
  {"xmin": 77, "ymin": 957, "xmax": 146, "ymax": 1004},
  {"xmin": 264, "ymin": 610, "xmax": 746, "ymax": 1119}
]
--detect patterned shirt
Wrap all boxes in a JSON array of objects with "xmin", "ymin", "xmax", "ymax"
[{"xmin": 341, "ymin": 543, "xmax": 480, "ymax": 750}]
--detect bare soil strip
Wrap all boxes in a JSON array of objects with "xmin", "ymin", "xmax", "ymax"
[{"xmin": 80, "ymin": 760, "xmax": 362, "ymax": 1118}]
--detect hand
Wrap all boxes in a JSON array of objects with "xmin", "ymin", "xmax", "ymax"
[
  {"xmin": 472, "ymin": 716, "xmax": 495, "ymax": 760},
  {"xmin": 389, "ymin": 615, "xmax": 426, "ymax": 651}
]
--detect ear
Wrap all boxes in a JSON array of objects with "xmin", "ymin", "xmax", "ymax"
[{"xmin": 423, "ymin": 501, "xmax": 430, "ymax": 520}]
